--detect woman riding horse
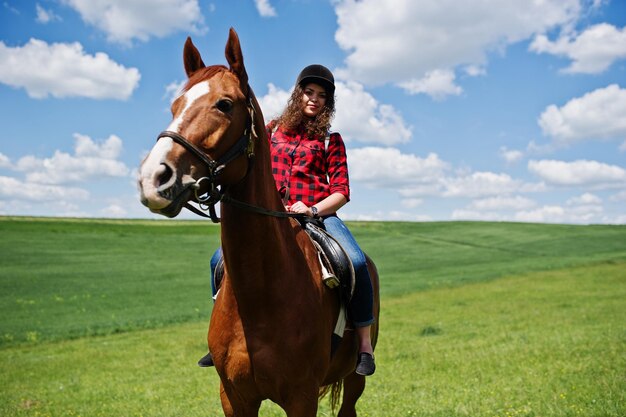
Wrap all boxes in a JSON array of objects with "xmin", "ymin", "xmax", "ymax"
[
  {"xmin": 201, "ymin": 64, "xmax": 376, "ymax": 376},
  {"xmin": 138, "ymin": 29, "xmax": 379, "ymax": 416}
]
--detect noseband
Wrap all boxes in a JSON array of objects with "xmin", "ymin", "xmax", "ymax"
[{"xmin": 156, "ymin": 96, "xmax": 255, "ymax": 222}]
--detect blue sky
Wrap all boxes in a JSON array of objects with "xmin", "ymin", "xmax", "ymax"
[{"xmin": 1, "ymin": 0, "xmax": 625, "ymax": 223}]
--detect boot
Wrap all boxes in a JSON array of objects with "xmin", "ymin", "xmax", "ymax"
[
  {"xmin": 197, "ymin": 352, "xmax": 214, "ymax": 367},
  {"xmin": 355, "ymin": 352, "xmax": 375, "ymax": 376}
]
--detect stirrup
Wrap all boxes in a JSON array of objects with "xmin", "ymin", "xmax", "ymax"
[
  {"xmin": 316, "ymin": 246, "xmax": 340, "ymax": 288},
  {"xmin": 323, "ymin": 272, "xmax": 340, "ymax": 289}
]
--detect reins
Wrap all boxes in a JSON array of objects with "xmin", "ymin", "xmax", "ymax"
[{"xmin": 185, "ymin": 192, "xmax": 307, "ymax": 222}]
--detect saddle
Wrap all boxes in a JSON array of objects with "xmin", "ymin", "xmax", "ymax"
[
  {"xmin": 300, "ymin": 217, "xmax": 354, "ymax": 354},
  {"xmin": 299, "ymin": 217, "xmax": 355, "ymax": 303}
]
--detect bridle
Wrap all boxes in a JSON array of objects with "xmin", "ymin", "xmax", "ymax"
[
  {"xmin": 156, "ymin": 94, "xmax": 306, "ymax": 223},
  {"xmin": 156, "ymin": 94, "xmax": 255, "ymax": 222}
]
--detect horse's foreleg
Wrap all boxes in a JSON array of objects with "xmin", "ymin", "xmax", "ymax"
[
  {"xmin": 337, "ymin": 372, "xmax": 366, "ymax": 417},
  {"xmin": 219, "ymin": 383, "xmax": 235, "ymax": 417},
  {"xmin": 219, "ymin": 382, "xmax": 261, "ymax": 417},
  {"xmin": 283, "ymin": 404, "xmax": 318, "ymax": 417},
  {"xmin": 282, "ymin": 389, "xmax": 319, "ymax": 417}
]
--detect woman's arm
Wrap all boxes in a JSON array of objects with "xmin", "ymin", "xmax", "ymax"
[
  {"xmin": 312, "ymin": 192, "xmax": 347, "ymax": 216},
  {"xmin": 287, "ymin": 192, "xmax": 347, "ymax": 217}
]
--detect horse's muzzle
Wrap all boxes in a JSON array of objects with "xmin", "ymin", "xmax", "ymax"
[{"xmin": 138, "ymin": 160, "xmax": 194, "ymax": 217}]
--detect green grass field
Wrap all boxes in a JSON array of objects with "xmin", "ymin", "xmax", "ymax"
[{"xmin": 1, "ymin": 217, "xmax": 625, "ymax": 416}]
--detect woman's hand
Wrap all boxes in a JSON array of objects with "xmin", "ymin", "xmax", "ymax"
[
  {"xmin": 285, "ymin": 193, "xmax": 347, "ymax": 217},
  {"xmin": 287, "ymin": 201, "xmax": 313, "ymax": 216}
]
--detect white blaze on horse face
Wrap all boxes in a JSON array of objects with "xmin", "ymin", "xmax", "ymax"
[
  {"xmin": 139, "ymin": 81, "xmax": 211, "ymax": 206},
  {"xmin": 167, "ymin": 81, "xmax": 211, "ymax": 133},
  {"xmin": 138, "ymin": 137, "xmax": 174, "ymax": 208},
  {"xmin": 140, "ymin": 137, "xmax": 173, "ymax": 184}
]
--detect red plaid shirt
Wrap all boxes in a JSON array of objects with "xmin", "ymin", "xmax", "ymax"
[{"xmin": 267, "ymin": 124, "xmax": 350, "ymax": 206}]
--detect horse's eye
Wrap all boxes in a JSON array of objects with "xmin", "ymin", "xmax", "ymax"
[{"xmin": 216, "ymin": 99, "xmax": 233, "ymax": 114}]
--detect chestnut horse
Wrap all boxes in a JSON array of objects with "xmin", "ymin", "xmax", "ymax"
[{"xmin": 138, "ymin": 29, "xmax": 379, "ymax": 417}]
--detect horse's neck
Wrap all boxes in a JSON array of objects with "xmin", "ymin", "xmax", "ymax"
[
  {"xmin": 221, "ymin": 126, "xmax": 285, "ymax": 233},
  {"xmin": 220, "ymin": 128, "xmax": 308, "ymax": 303},
  {"xmin": 221, "ymin": 162, "xmax": 287, "ymax": 238}
]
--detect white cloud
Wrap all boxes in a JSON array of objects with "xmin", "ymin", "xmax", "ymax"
[
  {"xmin": 468, "ymin": 195, "xmax": 536, "ymax": 211},
  {"xmin": 15, "ymin": 134, "xmax": 130, "ymax": 185},
  {"xmin": 334, "ymin": 81, "xmax": 412, "ymax": 143},
  {"xmin": 526, "ymin": 139, "xmax": 557, "ymax": 156},
  {"xmin": 4, "ymin": 2, "xmax": 20, "ymax": 15},
  {"xmin": 528, "ymin": 159, "xmax": 626, "ymax": 187},
  {"xmin": 514, "ymin": 203, "xmax": 604, "ymax": 224},
  {"xmin": 0, "ymin": 38, "xmax": 140, "ymax": 100},
  {"xmin": 538, "ymin": 84, "xmax": 626, "ymax": 144},
  {"xmin": 75, "ymin": 133, "xmax": 123, "ymax": 159},
  {"xmin": 438, "ymin": 172, "xmax": 542, "ymax": 198},
  {"xmin": 0, "ymin": 175, "xmax": 89, "ymax": 201},
  {"xmin": 530, "ymin": 23, "xmax": 626, "ymax": 74},
  {"xmin": 451, "ymin": 209, "xmax": 506, "ymax": 221},
  {"xmin": 347, "ymin": 143, "xmax": 549, "ymax": 204},
  {"xmin": 349, "ymin": 148, "xmax": 448, "ymax": 187},
  {"xmin": 257, "ymin": 81, "xmax": 412, "ymax": 145},
  {"xmin": 254, "ymin": 0, "xmax": 276, "ymax": 17},
  {"xmin": 348, "ymin": 146, "xmax": 547, "ymax": 201},
  {"xmin": 62, "ymin": 0, "xmax": 206, "ymax": 44},
  {"xmin": 609, "ymin": 190, "xmax": 626, "ymax": 202},
  {"xmin": 464, "ymin": 65, "xmax": 487, "ymax": 77},
  {"xmin": 454, "ymin": 197, "xmax": 572, "ymax": 222},
  {"xmin": 344, "ymin": 210, "xmax": 432, "ymax": 222},
  {"xmin": 0, "ymin": 153, "xmax": 11, "ymax": 169},
  {"xmin": 563, "ymin": 193, "xmax": 604, "ymax": 222},
  {"xmin": 257, "ymin": 83, "xmax": 291, "ymax": 121},
  {"xmin": 566, "ymin": 192, "xmax": 602, "ymax": 206},
  {"xmin": 164, "ymin": 79, "xmax": 186, "ymax": 104},
  {"xmin": 36, "ymin": 3, "xmax": 61, "ymax": 23},
  {"xmin": 334, "ymin": 0, "xmax": 581, "ymax": 92},
  {"xmin": 0, "ymin": 199, "xmax": 89, "ymax": 217},
  {"xmin": 500, "ymin": 146, "xmax": 524, "ymax": 163},
  {"xmin": 398, "ymin": 69, "xmax": 462, "ymax": 101},
  {"xmin": 604, "ymin": 214, "xmax": 626, "ymax": 224},
  {"xmin": 514, "ymin": 205, "xmax": 566, "ymax": 223},
  {"xmin": 453, "ymin": 191, "xmax": 616, "ymax": 224},
  {"xmin": 101, "ymin": 204, "xmax": 127, "ymax": 217},
  {"xmin": 620, "ymin": 140, "xmax": 626, "ymax": 152},
  {"xmin": 401, "ymin": 198, "xmax": 423, "ymax": 209},
  {"xmin": 0, "ymin": 134, "xmax": 135, "ymax": 215}
]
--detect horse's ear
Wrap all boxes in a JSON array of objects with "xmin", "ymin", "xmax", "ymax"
[
  {"xmin": 225, "ymin": 28, "xmax": 249, "ymax": 88},
  {"xmin": 183, "ymin": 37, "xmax": 205, "ymax": 78}
]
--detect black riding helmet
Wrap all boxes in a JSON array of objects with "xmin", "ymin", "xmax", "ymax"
[{"xmin": 296, "ymin": 64, "xmax": 335, "ymax": 95}]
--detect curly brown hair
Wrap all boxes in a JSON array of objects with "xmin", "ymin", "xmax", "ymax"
[{"xmin": 274, "ymin": 83, "xmax": 336, "ymax": 139}]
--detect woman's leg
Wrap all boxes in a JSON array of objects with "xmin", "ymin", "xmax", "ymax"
[
  {"xmin": 199, "ymin": 247, "xmax": 223, "ymax": 368},
  {"xmin": 210, "ymin": 247, "xmax": 222, "ymax": 298},
  {"xmin": 323, "ymin": 216, "xmax": 375, "ymax": 374},
  {"xmin": 323, "ymin": 216, "xmax": 374, "ymax": 326}
]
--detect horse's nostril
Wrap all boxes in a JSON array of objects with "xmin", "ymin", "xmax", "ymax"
[{"xmin": 157, "ymin": 163, "xmax": 174, "ymax": 188}]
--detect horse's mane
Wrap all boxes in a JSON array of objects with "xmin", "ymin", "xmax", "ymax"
[{"xmin": 183, "ymin": 65, "xmax": 228, "ymax": 92}]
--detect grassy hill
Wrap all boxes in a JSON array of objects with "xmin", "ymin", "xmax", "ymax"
[
  {"xmin": 0, "ymin": 217, "xmax": 624, "ymax": 416},
  {"xmin": 1, "ymin": 217, "xmax": 624, "ymax": 347},
  {"xmin": 353, "ymin": 220, "xmax": 626, "ymax": 294}
]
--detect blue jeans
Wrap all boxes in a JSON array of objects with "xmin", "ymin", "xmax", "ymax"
[
  {"xmin": 323, "ymin": 215, "xmax": 375, "ymax": 327},
  {"xmin": 209, "ymin": 216, "xmax": 374, "ymax": 327}
]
